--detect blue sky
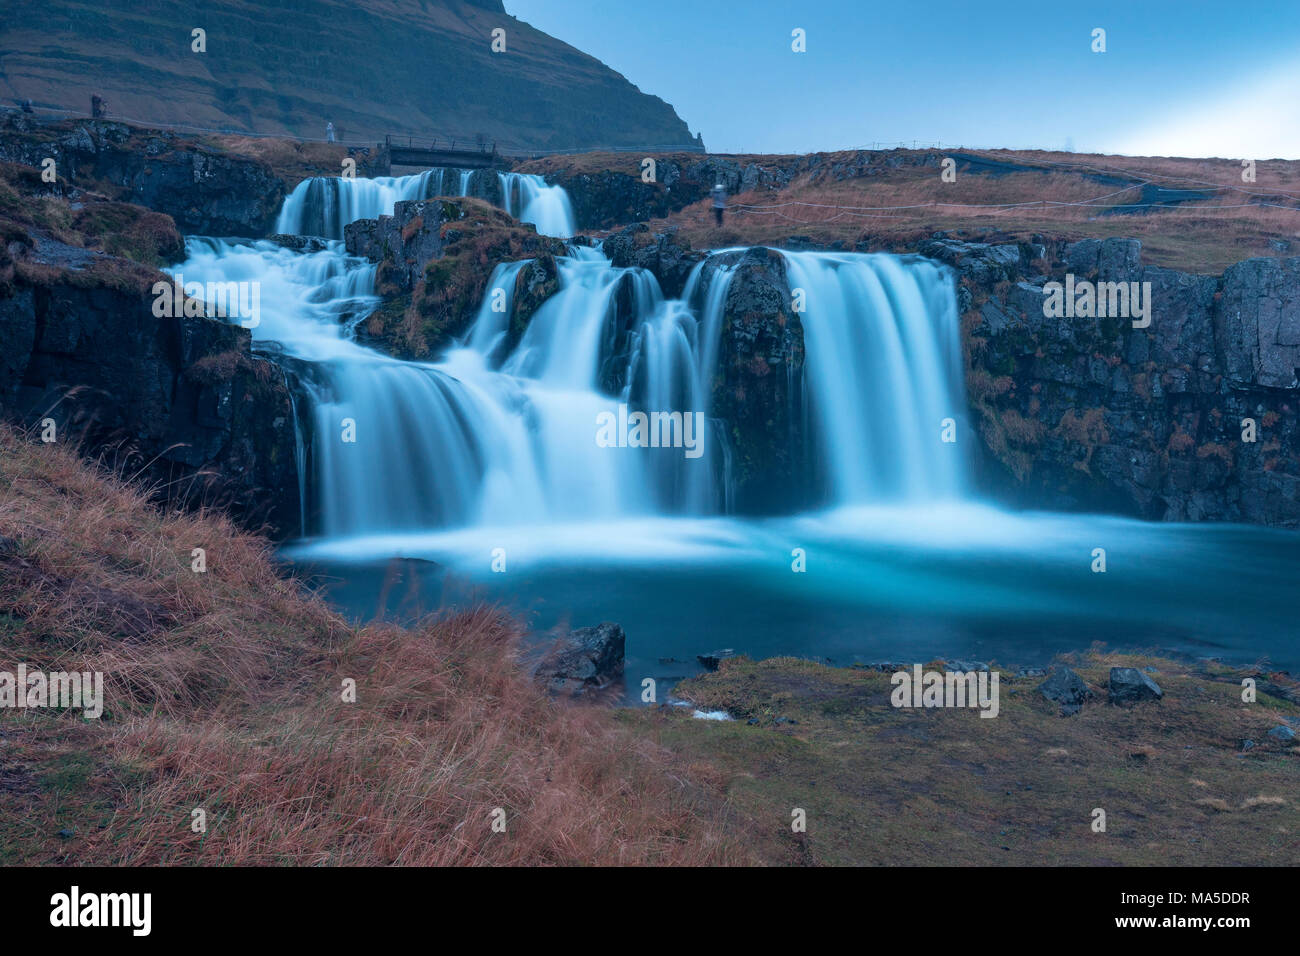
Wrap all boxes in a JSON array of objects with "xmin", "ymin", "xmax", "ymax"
[{"xmin": 506, "ymin": 0, "xmax": 1300, "ymax": 158}]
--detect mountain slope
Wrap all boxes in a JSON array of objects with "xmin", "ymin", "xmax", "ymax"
[{"xmin": 0, "ymin": 0, "xmax": 699, "ymax": 150}]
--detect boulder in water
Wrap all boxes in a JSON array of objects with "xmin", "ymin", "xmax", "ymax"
[
  {"xmin": 697, "ymin": 649, "xmax": 736, "ymax": 672},
  {"xmin": 346, "ymin": 196, "xmax": 569, "ymax": 359},
  {"xmin": 534, "ymin": 623, "xmax": 626, "ymax": 698},
  {"xmin": 265, "ymin": 234, "xmax": 329, "ymax": 254},
  {"xmin": 601, "ymin": 222, "xmax": 702, "ymax": 298}
]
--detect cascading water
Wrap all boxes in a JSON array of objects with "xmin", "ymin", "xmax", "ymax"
[
  {"xmin": 277, "ymin": 168, "xmax": 575, "ymax": 239},
  {"xmin": 170, "ymin": 243, "xmax": 717, "ymax": 536},
  {"xmin": 781, "ymin": 251, "xmax": 966, "ymax": 503},
  {"xmin": 275, "ymin": 170, "xmax": 451, "ymax": 239},
  {"xmin": 163, "ymin": 171, "xmax": 1300, "ymax": 677},
  {"xmin": 498, "ymin": 172, "xmax": 577, "ymax": 239},
  {"xmin": 175, "ymin": 173, "xmax": 966, "ymax": 543}
]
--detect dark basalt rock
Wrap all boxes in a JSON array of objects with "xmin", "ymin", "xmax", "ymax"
[
  {"xmin": 464, "ymin": 168, "xmax": 504, "ymax": 207},
  {"xmin": 536, "ymin": 152, "xmax": 968, "ymax": 233},
  {"xmin": 697, "ymin": 648, "xmax": 736, "ymax": 671},
  {"xmin": 0, "ymin": 260, "xmax": 300, "ymax": 537},
  {"xmin": 1038, "ymin": 667, "xmax": 1094, "ymax": 715},
  {"xmin": 265, "ymin": 234, "xmax": 330, "ymax": 253},
  {"xmin": 354, "ymin": 199, "xmax": 455, "ymax": 293},
  {"xmin": 601, "ymin": 222, "xmax": 702, "ymax": 299},
  {"xmin": 512, "ymin": 254, "xmax": 561, "ymax": 342},
  {"xmin": 696, "ymin": 247, "xmax": 806, "ymax": 513},
  {"xmin": 531, "ymin": 155, "xmax": 799, "ymax": 232},
  {"xmin": 549, "ymin": 170, "xmax": 688, "ymax": 232},
  {"xmin": 343, "ymin": 197, "xmax": 572, "ymax": 358},
  {"xmin": 534, "ymin": 622, "xmax": 626, "ymax": 697},
  {"xmin": 0, "ymin": 117, "xmax": 286, "ymax": 237},
  {"xmin": 1108, "ymin": 667, "xmax": 1164, "ymax": 705},
  {"xmin": 345, "ymin": 197, "xmax": 569, "ymax": 359},
  {"xmin": 957, "ymin": 235, "xmax": 1300, "ymax": 528}
]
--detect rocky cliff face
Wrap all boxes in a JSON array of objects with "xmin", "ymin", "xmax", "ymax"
[
  {"xmin": 519, "ymin": 151, "xmax": 950, "ymax": 233},
  {"xmin": 0, "ymin": 224, "xmax": 301, "ymax": 536},
  {"xmin": 0, "ymin": 115, "xmax": 288, "ymax": 236},
  {"xmin": 2, "ymin": 0, "xmax": 697, "ymax": 151},
  {"xmin": 693, "ymin": 247, "xmax": 806, "ymax": 514},
  {"xmin": 944, "ymin": 236, "xmax": 1299, "ymax": 526},
  {"xmin": 600, "ymin": 222, "xmax": 701, "ymax": 299}
]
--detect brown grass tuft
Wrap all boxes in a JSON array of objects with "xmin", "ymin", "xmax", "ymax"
[{"xmin": 0, "ymin": 425, "xmax": 744, "ymax": 865}]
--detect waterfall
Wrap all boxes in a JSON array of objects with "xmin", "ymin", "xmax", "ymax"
[
  {"xmin": 498, "ymin": 172, "xmax": 577, "ymax": 239},
  {"xmin": 465, "ymin": 260, "xmax": 530, "ymax": 364},
  {"xmin": 781, "ymin": 251, "xmax": 965, "ymax": 502},
  {"xmin": 153, "ymin": 172, "xmax": 1300, "ymax": 685},
  {"xmin": 277, "ymin": 168, "xmax": 576, "ymax": 239},
  {"xmin": 170, "ymin": 236, "xmax": 718, "ymax": 536},
  {"xmin": 174, "ymin": 173, "xmax": 966, "ymax": 541},
  {"xmin": 275, "ymin": 172, "xmax": 446, "ymax": 239}
]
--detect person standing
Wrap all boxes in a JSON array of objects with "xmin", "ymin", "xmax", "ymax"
[
  {"xmin": 711, "ymin": 181, "xmax": 727, "ymax": 226},
  {"xmin": 325, "ymin": 121, "xmax": 336, "ymax": 143}
]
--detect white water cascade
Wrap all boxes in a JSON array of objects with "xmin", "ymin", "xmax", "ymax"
[
  {"xmin": 498, "ymin": 172, "xmax": 577, "ymax": 239},
  {"xmin": 174, "ymin": 173, "xmax": 965, "ymax": 543},
  {"xmin": 276, "ymin": 168, "xmax": 575, "ymax": 239},
  {"xmin": 170, "ymin": 239, "xmax": 723, "ymax": 537},
  {"xmin": 782, "ymin": 251, "xmax": 965, "ymax": 502}
]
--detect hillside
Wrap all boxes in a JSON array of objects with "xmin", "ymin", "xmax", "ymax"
[{"xmin": 0, "ymin": 0, "xmax": 698, "ymax": 151}]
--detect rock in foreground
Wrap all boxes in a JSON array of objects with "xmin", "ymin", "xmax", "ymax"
[
  {"xmin": 534, "ymin": 622, "xmax": 626, "ymax": 698},
  {"xmin": 1109, "ymin": 667, "xmax": 1164, "ymax": 705},
  {"xmin": 1038, "ymin": 666, "xmax": 1094, "ymax": 715}
]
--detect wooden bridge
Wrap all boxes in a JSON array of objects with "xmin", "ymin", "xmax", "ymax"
[{"xmin": 384, "ymin": 134, "xmax": 503, "ymax": 169}]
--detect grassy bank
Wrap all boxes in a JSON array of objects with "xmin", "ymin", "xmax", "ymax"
[
  {"xmin": 638, "ymin": 149, "xmax": 1300, "ymax": 274},
  {"xmin": 0, "ymin": 425, "xmax": 743, "ymax": 865},
  {"xmin": 639, "ymin": 654, "xmax": 1300, "ymax": 865},
  {"xmin": 2, "ymin": 429, "xmax": 1296, "ymax": 867}
]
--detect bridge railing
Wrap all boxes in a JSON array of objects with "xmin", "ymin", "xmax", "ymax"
[{"xmin": 385, "ymin": 133, "xmax": 496, "ymax": 155}]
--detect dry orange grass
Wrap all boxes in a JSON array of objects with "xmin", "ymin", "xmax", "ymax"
[
  {"xmin": 0, "ymin": 425, "xmax": 746, "ymax": 865},
  {"xmin": 199, "ymin": 135, "xmax": 359, "ymax": 189},
  {"xmin": 642, "ymin": 150, "xmax": 1300, "ymax": 273},
  {"xmin": 978, "ymin": 150, "xmax": 1300, "ymax": 193}
]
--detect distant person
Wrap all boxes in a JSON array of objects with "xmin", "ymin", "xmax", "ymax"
[
  {"xmin": 711, "ymin": 182, "xmax": 726, "ymax": 226},
  {"xmin": 325, "ymin": 121, "xmax": 336, "ymax": 143},
  {"xmin": 20, "ymin": 99, "xmax": 33, "ymax": 114},
  {"xmin": 91, "ymin": 95, "xmax": 106, "ymax": 118}
]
